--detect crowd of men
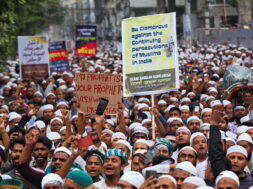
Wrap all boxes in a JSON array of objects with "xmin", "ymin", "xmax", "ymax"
[{"xmin": 0, "ymin": 41, "xmax": 252, "ymax": 189}]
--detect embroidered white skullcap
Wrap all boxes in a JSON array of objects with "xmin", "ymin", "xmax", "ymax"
[
  {"xmin": 170, "ymin": 97, "xmax": 178, "ymax": 102},
  {"xmin": 226, "ymin": 145, "xmax": 248, "ymax": 157},
  {"xmin": 54, "ymin": 146, "xmax": 72, "ymax": 156},
  {"xmin": 106, "ymin": 119, "xmax": 115, "ymax": 127},
  {"xmin": 237, "ymin": 133, "xmax": 253, "ymax": 144},
  {"xmin": 176, "ymin": 126, "xmax": 191, "ymax": 135},
  {"xmin": 210, "ymin": 100, "xmax": 222, "ymax": 108},
  {"xmin": 111, "ymin": 132, "xmax": 126, "ymax": 141},
  {"xmin": 200, "ymin": 123, "xmax": 210, "ymax": 130},
  {"xmin": 34, "ymin": 91, "xmax": 43, "ymax": 97},
  {"xmin": 34, "ymin": 120, "xmax": 46, "ymax": 129},
  {"xmin": 181, "ymin": 97, "xmax": 191, "ymax": 103},
  {"xmin": 175, "ymin": 161, "xmax": 197, "ymax": 176},
  {"xmin": 206, "ymin": 96, "xmax": 215, "ymax": 101},
  {"xmin": 41, "ymin": 173, "xmax": 63, "ymax": 188},
  {"xmin": 102, "ymin": 129, "xmax": 114, "ymax": 136},
  {"xmin": 190, "ymin": 132, "xmax": 206, "ymax": 146},
  {"xmin": 201, "ymin": 108, "xmax": 212, "ymax": 115},
  {"xmin": 240, "ymin": 114, "xmax": 250, "ymax": 124},
  {"xmin": 183, "ymin": 176, "xmax": 206, "ymax": 187},
  {"xmin": 158, "ymin": 100, "xmax": 167, "ymax": 105},
  {"xmin": 56, "ymin": 101, "xmax": 69, "ymax": 108},
  {"xmin": 164, "ymin": 105, "xmax": 176, "ymax": 113},
  {"xmin": 137, "ymin": 103, "xmax": 149, "ymax": 111},
  {"xmin": 138, "ymin": 97, "xmax": 150, "ymax": 104},
  {"xmin": 8, "ymin": 112, "xmax": 21, "ymax": 122},
  {"xmin": 133, "ymin": 126, "xmax": 149, "ymax": 137},
  {"xmin": 45, "ymin": 92, "xmax": 56, "ymax": 98},
  {"xmin": 208, "ymin": 87, "xmax": 218, "ymax": 93},
  {"xmin": 134, "ymin": 139, "xmax": 150, "ymax": 146},
  {"xmin": 187, "ymin": 116, "xmax": 201, "ymax": 124},
  {"xmin": 215, "ymin": 170, "xmax": 239, "ymax": 187},
  {"xmin": 225, "ymin": 137, "xmax": 236, "ymax": 144},
  {"xmin": 159, "ymin": 175, "xmax": 177, "ymax": 187},
  {"xmin": 187, "ymin": 92, "xmax": 196, "ymax": 97},
  {"xmin": 70, "ymin": 115, "xmax": 78, "ymax": 122},
  {"xmin": 120, "ymin": 171, "xmax": 144, "ymax": 188},
  {"xmin": 40, "ymin": 104, "xmax": 54, "ymax": 112},
  {"xmin": 54, "ymin": 110, "xmax": 63, "ymax": 117},
  {"xmin": 178, "ymin": 146, "xmax": 197, "ymax": 155},
  {"xmin": 129, "ymin": 122, "xmax": 142, "ymax": 130}
]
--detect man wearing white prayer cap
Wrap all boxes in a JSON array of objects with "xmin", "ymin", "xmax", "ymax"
[
  {"xmin": 187, "ymin": 116, "xmax": 201, "ymax": 133},
  {"xmin": 178, "ymin": 146, "xmax": 197, "ymax": 165},
  {"xmin": 157, "ymin": 175, "xmax": 177, "ymax": 189},
  {"xmin": 118, "ymin": 171, "xmax": 144, "ymax": 188},
  {"xmin": 215, "ymin": 170, "xmax": 239, "ymax": 189},
  {"xmin": 173, "ymin": 161, "xmax": 197, "ymax": 189},
  {"xmin": 182, "ymin": 176, "xmax": 206, "ymax": 189},
  {"xmin": 41, "ymin": 173, "xmax": 63, "ymax": 189},
  {"xmin": 226, "ymin": 145, "xmax": 253, "ymax": 188}
]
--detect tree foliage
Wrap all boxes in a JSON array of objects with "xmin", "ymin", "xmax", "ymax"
[{"xmin": 0, "ymin": 0, "xmax": 64, "ymax": 64}]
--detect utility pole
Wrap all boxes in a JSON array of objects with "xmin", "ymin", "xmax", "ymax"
[{"xmin": 183, "ymin": 0, "xmax": 192, "ymax": 46}]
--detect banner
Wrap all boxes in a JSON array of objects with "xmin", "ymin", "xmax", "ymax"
[
  {"xmin": 122, "ymin": 13, "xmax": 179, "ymax": 96},
  {"xmin": 18, "ymin": 36, "xmax": 49, "ymax": 80},
  {"xmin": 75, "ymin": 72, "xmax": 122, "ymax": 115},
  {"xmin": 75, "ymin": 25, "xmax": 96, "ymax": 56},
  {"xmin": 49, "ymin": 41, "xmax": 69, "ymax": 73}
]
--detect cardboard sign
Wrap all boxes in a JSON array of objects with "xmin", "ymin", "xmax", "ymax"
[
  {"xmin": 122, "ymin": 13, "xmax": 179, "ymax": 96},
  {"xmin": 75, "ymin": 72, "xmax": 122, "ymax": 115}
]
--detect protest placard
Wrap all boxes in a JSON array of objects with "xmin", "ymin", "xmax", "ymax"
[
  {"xmin": 75, "ymin": 25, "xmax": 97, "ymax": 56},
  {"xmin": 122, "ymin": 13, "xmax": 179, "ymax": 96},
  {"xmin": 75, "ymin": 72, "xmax": 122, "ymax": 115},
  {"xmin": 49, "ymin": 41, "xmax": 69, "ymax": 73},
  {"xmin": 18, "ymin": 36, "xmax": 49, "ymax": 80}
]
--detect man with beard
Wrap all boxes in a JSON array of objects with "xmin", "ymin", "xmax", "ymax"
[
  {"xmin": 5, "ymin": 136, "xmax": 34, "ymax": 189},
  {"xmin": 187, "ymin": 116, "xmax": 201, "ymax": 133},
  {"xmin": 93, "ymin": 148, "xmax": 127, "ymax": 189},
  {"xmin": 190, "ymin": 132, "xmax": 208, "ymax": 179},
  {"xmin": 228, "ymin": 105, "xmax": 247, "ymax": 134},
  {"xmin": 38, "ymin": 104, "xmax": 54, "ymax": 126},
  {"xmin": 32, "ymin": 136, "xmax": 52, "ymax": 171}
]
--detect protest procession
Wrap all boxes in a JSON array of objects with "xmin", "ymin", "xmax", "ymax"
[{"xmin": 1, "ymin": 0, "xmax": 253, "ymax": 189}]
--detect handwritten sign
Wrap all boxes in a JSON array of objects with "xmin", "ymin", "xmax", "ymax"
[
  {"xmin": 18, "ymin": 36, "xmax": 49, "ymax": 80},
  {"xmin": 75, "ymin": 72, "xmax": 122, "ymax": 115}
]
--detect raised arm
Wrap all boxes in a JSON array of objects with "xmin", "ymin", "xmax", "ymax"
[
  {"xmin": 118, "ymin": 102, "xmax": 126, "ymax": 134},
  {"xmin": 151, "ymin": 107, "xmax": 166, "ymax": 137}
]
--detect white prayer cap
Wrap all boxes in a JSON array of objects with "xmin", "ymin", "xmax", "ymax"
[
  {"xmin": 33, "ymin": 91, "xmax": 43, "ymax": 97},
  {"xmin": 46, "ymin": 132, "xmax": 61, "ymax": 141},
  {"xmin": 50, "ymin": 117, "xmax": 63, "ymax": 125},
  {"xmin": 138, "ymin": 97, "xmax": 150, "ymax": 104},
  {"xmin": 142, "ymin": 119, "xmax": 151, "ymax": 125},
  {"xmin": 102, "ymin": 129, "xmax": 114, "ymax": 136},
  {"xmin": 116, "ymin": 140, "xmax": 132, "ymax": 152},
  {"xmin": 59, "ymin": 126, "xmax": 66, "ymax": 133},
  {"xmin": 180, "ymin": 105, "xmax": 190, "ymax": 111},
  {"xmin": 40, "ymin": 104, "xmax": 54, "ymax": 112},
  {"xmin": 183, "ymin": 176, "xmax": 206, "ymax": 187},
  {"xmin": 208, "ymin": 87, "xmax": 218, "ymax": 93},
  {"xmin": 56, "ymin": 101, "xmax": 69, "ymax": 108},
  {"xmin": 106, "ymin": 119, "xmax": 115, "ymax": 127},
  {"xmin": 111, "ymin": 132, "xmax": 126, "ymax": 141},
  {"xmin": 237, "ymin": 133, "xmax": 253, "ymax": 144},
  {"xmin": 225, "ymin": 137, "xmax": 236, "ymax": 144},
  {"xmin": 206, "ymin": 96, "xmax": 215, "ymax": 101},
  {"xmin": 137, "ymin": 103, "xmax": 149, "ymax": 111},
  {"xmin": 196, "ymin": 186, "xmax": 214, "ymax": 189},
  {"xmin": 45, "ymin": 92, "xmax": 56, "ymax": 98},
  {"xmin": 175, "ymin": 161, "xmax": 197, "ymax": 176},
  {"xmin": 8, "ymin": 112, "xmax": 21, "ymax": 122},
  {"xmin": 187, "ymin": 92, "xmax": 196, "ymax": 97},
  {"xmin": 166, "ymin": 117, "xmax": 183, "ymax": 124},
  {"xmin": 190, "ymin": 132, "xmax": 206, "ymax": 146},
  {"xmin": 123, "ymin": 111, "xmax": 129, "ymax": 117},
  {"xmin": 200, "ymin": 94, "xmax": 208, "ymax": 101},
  {"xmin": 181, "ymin": 97, "xmax": 191, "ymax": 103},
  {"xmin": 129, "ymin": 122, "xmax": 142, "ymax": 130},
  {"xmin": 134, "ymin": 139, "xmax": 150, "ymax": 146},
  {"xmin": 54, "ymin": 110, "xmax": 63, "ymax": 117},
  {"xmin": 187, "ymin": 116, "xmax": 201, "ymax": 124},
  {"xmin": 176, "ymin": 126, "xmax": 191, "ymax": 135},
  {"xmin": 70, "ymin": 115, "xmax": 78, "ymax": 122},
  {"xmin": 158, "ymin": 100, "xmax": 167, "ymax": 105},
  {"xmin": 170, "ymin": 97, "xmax": 178, "ymax": 102},
  {"xmin": 159, "ymin": 175, "xmax": 177, "ymax": 187},
  {"xmin": 164, "ymin": 105, "xmax": 176, "ymax": 113},
  {"xmin": 201, "ymin": 108, "xmax": 212, "ymax": 115},
  {"xmin": 57, "ymin": 78, "xmax": 65, "ymax": 84},
  {"xmin": 133, "ymin": 126, "xmax": 149, "ymax": 137},
  {"xmin": 240, "ymin": 114, "xmax": 250, "ymax": 124},
  {"xmin": 226, "ymin": 145, "xmax": 248, "ymax": 157},
  {"xmin": 34, "ymin": 120, "xmax": 46, "ymax": 129},
  {"xmin": 67, "ymin": 87, "xmax": 75, "ymax": 93},
  {"xmin": 58, "ymin": 85, "xmax": 67, "ymax": 90},
  {"xmin": 215, "ymin": 170, "xmax": 239, "ymax": 187},
  {"xmin": 200, "ymin": 123, "xmax": 210, "ymax": 130},
  {"xmin": 210, "ymin": 100, "xmax": 222, "ymax": 108},
  {"xmin": 223, "ymin": 100, "xmax": 231, "ymax": 107},
  {"xmin": 178, "ymin": 146, "xmax": 197, "ymax": 155},
  {"xmin": 120, "ymin": 171, "xmax": 144, "ymax": 188},
  {"xmin": 236, "ymin": 126, "xmax": 249, "ymax": 135},
  {"xmin": 54, "ymin": 146, "xmax": 72, "ymax": 156},
  {"xmin": 41, "ymin": 173, "xmax": 63, "ymax": 188}
]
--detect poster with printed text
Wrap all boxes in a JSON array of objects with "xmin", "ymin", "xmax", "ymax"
[
  {"xmin": 49, "ymin": 41, "xmax": 69, "ymax": 73},
  {"xmin": 18, "ymin": 36, "xmax": 49, "ymax": 80},
  {"xmin": 122, "ymin": 13, "xmax": 179, "ymax": 96},
  {"xmin": 75, "ymin": 25, "xmax": 96, "ymax": 57},
  {"xmin": 75, "ymin": 72, "xmax": 122, "ymax": 115}
]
